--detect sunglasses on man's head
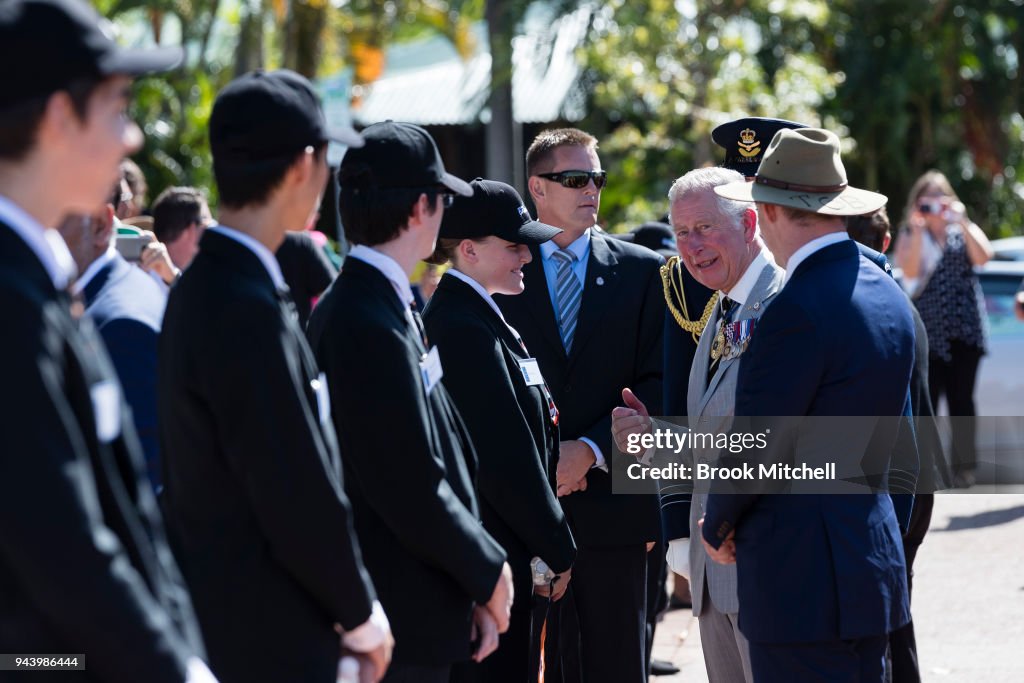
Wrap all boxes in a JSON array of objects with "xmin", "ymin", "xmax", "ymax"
[{"xmin": 536, "ymin": 170, "xmax": 608, "ymax": 190}]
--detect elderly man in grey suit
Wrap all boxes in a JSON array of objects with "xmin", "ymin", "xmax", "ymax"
[{"xmin": 613, "ymin": 166, "xmax": 783, "ymax": 683}]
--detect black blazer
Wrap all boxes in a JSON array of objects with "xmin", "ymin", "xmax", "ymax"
[
  {"xmin": 0, "ymin": 222, "xmax": 203, "ymax": 682},
  {"xmin": 307, "ymin": 257, "xmax": 506, "ymax": 666},
  {"xmin": 423, "ymin": 274, "xmax": 576, "ymax": 604},
  {"xmin": 275, "ymin": 230, "xmax": 337, "ymax": 328},
  {"xmin": 495, "ymin": 232, "xmax": 665, "ymax": 547},
  {"xmin": 662, "ymin": 259, "xmax": 715, "ymax": 417},
  {"xmin": 158, "ymin": 230, "xmax": 375, "ymax": 682}
]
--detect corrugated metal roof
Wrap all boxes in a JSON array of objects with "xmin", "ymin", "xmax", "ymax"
[{"xmin": 321, "ymin": 4, "xmax": 592, "ymax": 127}]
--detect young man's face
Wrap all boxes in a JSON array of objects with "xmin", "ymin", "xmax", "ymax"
[{"xmin": 61, "ymin": 76, "xmax": 142, "ymax": 215}]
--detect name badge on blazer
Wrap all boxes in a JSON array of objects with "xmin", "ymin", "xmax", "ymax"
[
  {"xmin": 517, "ymin": 358, "xmax": 545, "ymax": 387},
  {"xmin": 311, "ymin": 372, "xmax": 331, "ymax": 427},
  {"xmin": 89, "ymin": 380, "xmax": 122, "ymax": 443},
  {"xmin": 420, "ymin": 346, "xmax": 444, "ymax": 394}
]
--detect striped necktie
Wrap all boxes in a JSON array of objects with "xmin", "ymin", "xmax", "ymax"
[{"xmin": 551, "ymin": 248, "xmax": 582, "ymax": 352}]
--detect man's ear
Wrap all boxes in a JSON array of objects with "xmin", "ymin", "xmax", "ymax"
[
  {"xmin": 35, "ymin": 91, "xmax": 79, "ymax": 148},
  {"xmin": 406, "ymin": 192, "xmax": 431, "ymax": 230},
  {"xmin": 284, "ymin": 147, "xmax": 315, "ymax": 188},
  {"xmin": 882, "ymin": 231, "xmax": 892, "ymax": 253},
  {"xmin": 527, "ymin": 176, "xmax": 545, "ymax": 203},
  {"xmin": 95, "ymin": 204, "xmax": 115, "ymax": 248},
  {"xmin": 742, "ymin": 207, "xmax": 758, "ymax": 242}
]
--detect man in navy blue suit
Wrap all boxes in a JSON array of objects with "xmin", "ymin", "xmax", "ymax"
[
  {"xmin": 702, "ymin": 128, "xmax": 916, "ymax": 682},
  {"xmin": 58, "ymin": 184, "xmax": 173, "ymax": 491}
]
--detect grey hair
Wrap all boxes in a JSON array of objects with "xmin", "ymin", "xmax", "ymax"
[{"xmin": 667, "ymin": 167, "xmax": 751, "ymax": 230}]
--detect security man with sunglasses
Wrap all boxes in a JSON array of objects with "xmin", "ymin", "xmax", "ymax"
[{"xmin": 495, "ymin": 128, "xmax": 664, "ymax": 683}]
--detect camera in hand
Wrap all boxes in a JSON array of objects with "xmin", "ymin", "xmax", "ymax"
[{"xmin": 115, "ymin": 234, "xmax": 151, "ymax": 262}]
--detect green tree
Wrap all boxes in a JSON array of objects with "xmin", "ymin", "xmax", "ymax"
[
  {"xmin": 581, "ymin": 0, "xmax": 836, "ymax": 232},
  {"xmin": 97, "ymin": 0, "xmax": 478, "ymax": 209}
]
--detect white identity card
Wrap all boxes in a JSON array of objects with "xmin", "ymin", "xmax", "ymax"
[
  {"xmin": 420, "ymin": 346, "xmax": 444, "ymax": 394},
  {"xmin": 517, "ymin": 358, "xmax": 545, "ymax": 386}
]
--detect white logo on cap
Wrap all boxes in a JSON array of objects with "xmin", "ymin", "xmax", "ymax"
[{"xmin": 518, "ymin": 206, "xmax": 530, "ymax": 223}]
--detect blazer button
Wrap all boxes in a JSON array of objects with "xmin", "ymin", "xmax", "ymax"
[{"xmin": 564, "ymin": 384, "xmax": 572, "ymax": 394}]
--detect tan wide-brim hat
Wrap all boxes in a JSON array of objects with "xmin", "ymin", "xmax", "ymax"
[{"xmin": 714, "ymin": 128, "xmax": 887, "ymax": 216}]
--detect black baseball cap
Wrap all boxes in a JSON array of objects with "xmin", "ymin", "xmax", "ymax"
[
  {"xmin": 339, "ymin": 120, "xmax": 472, "ymax": 196},
  {"xmin": 0, "ymin": 0, "xmax": 183, "ymax": 110},
  {"xmin": 630, "ymin": 221, "xmax": 677, "ymax": 258},
  {"xmin": 210, "ymin": 70, "xmax": 363, "ymax": 165},
  {"xmin": 711, "ymin": 117, "xmax": 807, "ymax": 178},
  {"xmin": 440, "ymin": 178, "xmax": 561, "ymax": 244}
]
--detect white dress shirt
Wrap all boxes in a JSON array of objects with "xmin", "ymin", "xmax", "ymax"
[
  {"xmin": 783, "ymin": 232, "xmax": 850, "ymax": 285},
  {"xmin": 0, "ymin": 194, "xmax": 76, "ymax": 289},
  {"xmin": 347, "ymin": 244, "xmax": 415, "ymax": 306}
]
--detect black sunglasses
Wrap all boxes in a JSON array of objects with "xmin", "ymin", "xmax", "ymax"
[{"xmin": 537, "ymin": 170, "xmax": 608, "ymax": 190}]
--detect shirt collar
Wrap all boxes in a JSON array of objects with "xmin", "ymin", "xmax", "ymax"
[
  {"xmin": 447, "ymin": 268, "xmax": 508, "ymax": 323},
  {"xmin": 72, "ymin": 246, "xmax": 118, "ymax": 295},
  {"xmin": 540, "ymin": 227, "xmax": 591, "ymax": 262},
  {"xmin": 723, "ymin": 250, "xmax": 771, "ymax": 306},
  {"xmin": 783, "ymin": 232, "xmax": 850, "ymax": 285},
  {"xmin": 207, "ymin": 224, "xmax": 288, "ymax": 291},
  {"xmin": 0, "ymin": 195, "xmax": 76, "ymax": 289},
  {"xmin": 347, "ymin": 244, "xmax": 415, "ymax": 307}
]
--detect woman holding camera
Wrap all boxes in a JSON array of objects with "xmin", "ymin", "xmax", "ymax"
[
  {"xmin": 895, "ymin": 170, "xmax": 993, "ymax": 487},
  {"xmin": 422, "ymin": 179, "xmax": 576, "ymax": 682}
]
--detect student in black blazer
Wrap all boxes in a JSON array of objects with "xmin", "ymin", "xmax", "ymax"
[
  {"xmin": 158, "ymin": 71, "xmax": 392, "ymax": 683},
  {"xmin": 306, "ymin": 122, "xmax": 513, "ymax": 683},
  {"xmin": 0, "ymin": 2, "xmax": 214, "ymax": 681},
  {"xmin": 495, "ymin": 130, "xmax": 664, "ymax": 683},
  {"xmin": 422, "ymin": 179, "xmax": 577, "ymax": 683}
]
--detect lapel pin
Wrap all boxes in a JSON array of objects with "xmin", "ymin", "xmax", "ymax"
[
  {"xmin": 596, "ymin": 276, "xmax": 605, "ymax": 286},
  {"xmin": 752, "ymin": 302, "xmax": 761, "ymax": 310}
]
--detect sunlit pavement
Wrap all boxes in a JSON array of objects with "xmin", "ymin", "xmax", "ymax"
[{"xmin": 652, "ymin": 492, "xmax": 1024, "ymax": 682}]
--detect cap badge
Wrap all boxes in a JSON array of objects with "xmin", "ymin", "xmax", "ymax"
[
  {"xmin": 517, "ymin": 206, "xmax": 530, "ymax": 223},
  {"xmin": 738, "ymin": 128, "xmax": 761, "ymax": 159}
]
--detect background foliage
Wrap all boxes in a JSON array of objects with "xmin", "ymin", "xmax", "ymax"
[{"xmin": 96, "ymin": 0, "xmax": 1024, "ymax": 238}]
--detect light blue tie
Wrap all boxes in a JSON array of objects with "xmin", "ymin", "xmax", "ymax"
[{"xmin": 552, "ymin": 248, "xmax": 583, "ymax": 352}]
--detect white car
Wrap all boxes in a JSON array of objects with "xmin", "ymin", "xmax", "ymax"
[
  {"xmin": 973, "ymin": 261, "xmax": 1024, "ymax": 486},
  {"xmin": 991, "ymin": 236, "xmax": 1024, "ymax": 262}
]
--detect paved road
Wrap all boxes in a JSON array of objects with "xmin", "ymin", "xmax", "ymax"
[{"xmin": 653, "ymin": 492, "xmax": 1024, "ymax": 682}]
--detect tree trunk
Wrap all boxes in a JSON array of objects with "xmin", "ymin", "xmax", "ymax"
[
  {"xmin": 485, "ymin": 0, "xmax": 522, "ymax": 193},
  {"xmin": 235, "ymin": 0, "xmax": 265, "ymax": 77}
]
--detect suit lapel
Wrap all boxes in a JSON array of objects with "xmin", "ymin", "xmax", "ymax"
[
  {"xmin": 693, "ymin": 260, "xmax": 785, "ymax": 416},
  {"xmin": 517, "ymin": 246, "xmax": 566, "ymax": 361},
  {"xmin": 0, "ymin": 220, "xmax": 61, "ymax": 298},
  {"xmin": 568, "ymin": 232, "xmax": 619, "ymax": 369},
  {"xmin": 692, "ymin": 304, "xmax": 721, "ymax": 416}
]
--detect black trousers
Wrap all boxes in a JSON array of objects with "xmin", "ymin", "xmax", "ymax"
[
  {"xmin": 645, "ymin": 541, "xmax": 669, "ymax": 675},
  {"xmin": 451, "ymin": 604, "xmax": 534, "ymax": 683},
  {"xmin": 928, "ymin": 340, "xmax": 983, "ymax": 472},
  {"xmin": 543, "ymin": 544, "xmax": 648, "ymax": 683},
  {"xmin": 888, "ymin": 493, "xmax": 935, "ymax": 683},
  {"xmin": 385, "ymin": 662, "xmax": 451, "ymax": 683}
]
